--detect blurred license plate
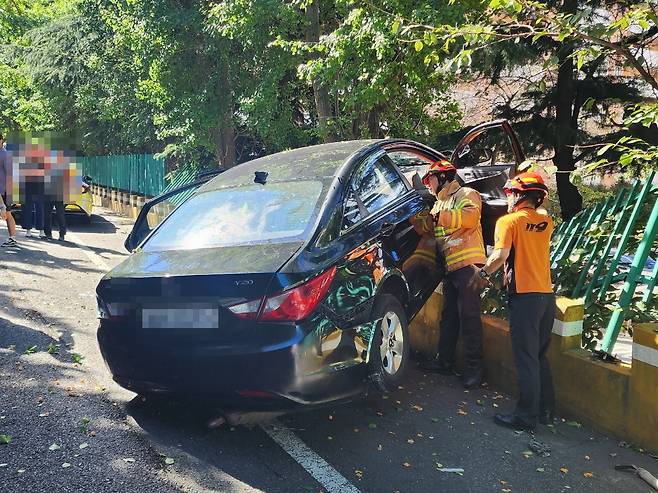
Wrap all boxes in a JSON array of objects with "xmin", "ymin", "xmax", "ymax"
[{"xmin": 142, "ymin": 306, "xmax": 219, "ymax": 329}]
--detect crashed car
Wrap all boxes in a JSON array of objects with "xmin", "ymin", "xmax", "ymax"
[{"xmin": 96, "ymin": 120, "xmax": 524, "ymax": 408}]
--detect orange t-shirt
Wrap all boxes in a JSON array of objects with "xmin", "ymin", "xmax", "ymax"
[{"xmin": 494, "ymin": 208, "xmax": 554, "ymax": 294}]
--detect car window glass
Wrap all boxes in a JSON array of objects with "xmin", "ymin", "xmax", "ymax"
[
  {"xmin": 143, "ymin": 181, "xmax": 324, "ymax": 251},
  {"xmin": 146, "ymin": 187, "xmax": 198, "ymax": 229},
  {"xmin": 342, "ymin": 156, "xmax": 406, "ymax": 231},
  {"xmin": 455, "ymin": 125, "xmax": 517, "ymax": 168},
  {"xmin": 387, "ymin": 150, "xmax": 435, "ymax": 187}
]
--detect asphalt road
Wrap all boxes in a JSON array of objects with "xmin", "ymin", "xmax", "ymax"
[{"xmin": 0, "ymin": 206, "xmax": 656, "ymax": 493}]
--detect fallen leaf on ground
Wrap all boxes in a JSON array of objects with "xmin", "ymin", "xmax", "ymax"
[
  {"xmin": 536, "ymin": 468, "xmax": 545, "ymax": 472},
  {"xmin": 403, "ymin": 462, "xmax": 412, "ymax": 468},
  {"xmin": 411, "ymin": 405, "xmax": 423, "ymax": 411},
  {"xmin": 431, "ymin": 417, "xmax": 439, "ymax": 423},
  {"xmin": 407, "ymin": 439, "xmax": 415, "ymax": 444},
  {"xmin": 565, "ymin": 421, "xmax": 582, "ymax": 428},
  {"xmin": 38, "ymin": 412, "xmax": 49, "ymax": 417},
  {"xmin": 48, "ymin": 443, "xmax": 60, "ymax": 451},
  {"xmin": 164, "ymin": 458, "xmax": 175, "ymax": 465},
  {"xmin": 368, "ymin": 423, "xmax": 377, "ymax": 429},
  {"xmin": 71, "ymin": 353, "xmax": 84, "ymax": 365},
  {"xmin": 438, "ymin": 468, "xmax": 464, "ymax": 475},
  {"xmin": 79, "ymin": 443, "xmax": 88, "ymax": 449},
  {"xmin": 0, "ymin": 435, "xmax": 11, "ymax": 445},
  {"xmin": 457, "ymin": 410, "xmax": 468, "ymax": 416},
  {"xmin": 62, "ymin": 463, "xmax": 71, "ymax": 468},
  {"xmin": 122, "ymin": 458, "xmax": 135, "ymax": 463},
  {"xmin": 522, "ymin": 450, "xmax": 533, "ymax": 458},
  {"xmin": 560, "ymin": 467, "xmax": 568, "ymax": 474},
  {"xmin": 584, "ymin": 455, "xmax": 591, "ymax": 460},
  {"xmin": 583, "ymin": 472, "xmax": 593, "ymax": 478},
  {"xmin": 476, "ymin": 399, "xmax": 484, "ymax": 406},
  {"xmin": 24, "ymin": 345, "xmax": 38, "ymax": 355}
]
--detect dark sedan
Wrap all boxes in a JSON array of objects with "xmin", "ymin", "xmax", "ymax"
[{"xmin": 96, "ymin": 120, "xmax": 524, "ymax": 409}]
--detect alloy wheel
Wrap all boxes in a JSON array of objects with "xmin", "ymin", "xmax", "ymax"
[{"xmin": 379, "ymin": 311, "xmax": 404, "ymax": 375}]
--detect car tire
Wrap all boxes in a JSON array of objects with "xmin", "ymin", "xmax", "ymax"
[{"xmin": 368, "ymin": 294, "xmax": 409, "ymax": 392}]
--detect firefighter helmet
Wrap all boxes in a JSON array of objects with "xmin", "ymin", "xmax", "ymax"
[
  {"xmin": 421, "ymin": 159, "xmax": 457, "ymax": 186},
  {"xmin": 503, "ymin": 172, "xmax": 549, "ymax": 197}
]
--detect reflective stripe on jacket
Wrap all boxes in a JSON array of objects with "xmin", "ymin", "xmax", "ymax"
[{"xmin": 430, "ymin": 181, "xmax": 486, "ymax": 271}]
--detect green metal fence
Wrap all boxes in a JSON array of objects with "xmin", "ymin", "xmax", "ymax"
[
  {"xmin": 551, "ymin": 171, "xmax": 658, "ymax": 357},
  {"xmin": 80, "ymin": 154, "xmax": 166, "ymax": 197}
]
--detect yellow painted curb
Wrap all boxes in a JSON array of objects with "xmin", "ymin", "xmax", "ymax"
[
  {"xmin": 555, "ymin": 296, "xmax": 584, "ymax": 322},
  {"xmin": 633, "ymin": 323, "xmax": 658, "ymax": 351}
]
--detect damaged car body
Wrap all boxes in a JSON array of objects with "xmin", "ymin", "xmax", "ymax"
[{"xmin": 96, "ymin": 119, "xmax": 524, "ymax": 409}]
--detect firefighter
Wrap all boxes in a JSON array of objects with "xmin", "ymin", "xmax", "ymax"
[
  {"xmin": 470, "ymin": 171, "xmax": 555, "ymax": 431},
  {"xmin": 415, "ymin": 159, "xmax": 486, "ymax": 389}
]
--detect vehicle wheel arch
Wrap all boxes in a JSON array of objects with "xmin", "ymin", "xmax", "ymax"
[{"xmin": 374, "ymin": 269, "xmax": 410, "ymax": 310}]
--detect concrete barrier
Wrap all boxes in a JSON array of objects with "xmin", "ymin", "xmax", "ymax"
[
  {"xmin": 90, "ymin": 185, "xmax": 146, "ymax": 219},
  {"xmin": 409, "ymin": 288, "xmax": 658, "ymax": 453}
]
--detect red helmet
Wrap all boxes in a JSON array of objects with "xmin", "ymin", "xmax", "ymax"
[
  {"xmin": 503, "ymin": 172, "xmax": 549, "ymax": 197},
  {"xmin": 422, "ymin": 159, "xmax": 456, "ymax": 186}
]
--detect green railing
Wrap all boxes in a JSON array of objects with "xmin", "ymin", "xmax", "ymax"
[
  {"xmin": 80, "ymin": 154, "xmax": 166, "ymax": 197},
  {"xmin": 551, "ymin": 171, "xmax": 658, "ymax": 357}
]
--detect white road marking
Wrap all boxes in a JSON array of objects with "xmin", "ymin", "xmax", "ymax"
[
  {"xmin": 261, "ymin": 421, "xmax": 361, "ymax": 493},
  {"xmin": 66, "ymin": 232, "xmax": 111, "ymax": 272}
]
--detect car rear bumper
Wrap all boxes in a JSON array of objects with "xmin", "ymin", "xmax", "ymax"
[{"xmin": 97, "ymin": 322, "xmax": 367, "ymax": 409}]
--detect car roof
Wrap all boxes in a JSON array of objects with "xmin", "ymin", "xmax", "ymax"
[{"xmin": 200, "ymin": 140, "xmax": 381, "ymax": 191}]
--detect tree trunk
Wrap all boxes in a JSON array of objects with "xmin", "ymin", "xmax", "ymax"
[
  {"xmin": 214, "ymin": 60, "xmax": 237, "ymax": 168},
  {"xmin": 305, "ymin": 1, "xmax": 335, "ymax": 142},
  {"xmin": 367, "ymin": 106, "xmax": 381, "ymax": 138},
  {"xmin": 552, "ymin": 0, "xmax": 582, "ymax": 220},
  {"xmin": 215, "ymin": 114, "xmax": 236, "ymax": 168}
]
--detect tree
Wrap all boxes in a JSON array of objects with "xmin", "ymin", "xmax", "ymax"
[{"xmin": 398, "ymin": 0, "xmax": 658, "ymax": 219}]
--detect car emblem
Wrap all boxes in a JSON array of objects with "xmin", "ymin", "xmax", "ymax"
[{"xmin": 235, "ymin": 280, "xmax": 254, "ymax": 286}]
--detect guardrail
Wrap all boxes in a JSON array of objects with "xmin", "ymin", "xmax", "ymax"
[{"xmin": 550, "ymin": 171, "xmax": 658, "ymax": 357}]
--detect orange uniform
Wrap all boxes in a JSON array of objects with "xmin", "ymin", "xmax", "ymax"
[{"xmin": 494, "ymin": 207, "xmax": 554, "ymax": 294}]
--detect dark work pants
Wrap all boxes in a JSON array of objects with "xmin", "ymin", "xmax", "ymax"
[
  {"xmin": 21, "ymin": 200, "xmax": 44, "ymax": 231},
  {"xmin": 43, "ymin": 201, "xmax": 67, "ymax": 237},
  {"xmin": 508, "ymin": 293, "xmax": 556, "ymax": 424},
  {"xmin": 437, "ymin": 265, "xmax": 484, "ymax": 370}
]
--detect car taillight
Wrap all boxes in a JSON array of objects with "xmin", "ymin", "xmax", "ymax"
[
  {"xmin": 259, "ymin": 267, "xmax": 336, "ymax": 322},
  {"xmin": 227, "ymin": 298, "xmax": 262, "ymax": 320},
  {"xmin": 226, "ymin": 267, "xmax": 337, "ymax": 323}
]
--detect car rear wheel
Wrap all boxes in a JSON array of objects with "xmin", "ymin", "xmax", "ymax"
[{"xmin": 368, "ymin": 294, "xmax": 409, "ymax": 391}]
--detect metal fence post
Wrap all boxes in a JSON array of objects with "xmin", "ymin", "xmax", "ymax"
[
  {"xmin": 600, "ymin": 196, "xmax": 658, "ymax": 354},
  {"xmin": 596, "ymin": 171, "xmax": 656, "ymax": 302}
]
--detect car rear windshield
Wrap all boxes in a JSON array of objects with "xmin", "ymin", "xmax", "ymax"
[{"xmin": 143, "ymin": 181, "xmax": 324, "ymax": 251}]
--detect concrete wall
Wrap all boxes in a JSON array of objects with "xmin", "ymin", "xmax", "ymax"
[
  {"xmin": 91, "ymin": 185, "xmax": 147, "ymax": 219},
  {"xmin": 410, "ymin": 289, "xmax": 658, "ymax": 453}
]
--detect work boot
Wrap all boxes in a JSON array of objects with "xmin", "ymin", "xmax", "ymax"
[
  {"xmin": 494, "ymin": 413, "xmax": 535, "ymax": 432},
  {"xmin": 461, "ymin": 366, "xmax": 483, "ymax": 389},
  {"xmin": 418, "ymin": 358, "xmax": 454, "ymax": 375}
]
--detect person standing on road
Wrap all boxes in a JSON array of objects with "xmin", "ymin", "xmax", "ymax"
[
  {"xmin": 470, "ymin": 172, "xmax": 555, "ymax": 432},
  {"xmin": 414, "ymin": 159, "xmax": 486, "ymax": 389},
  {"xmin": 43, "ymin": 159, "xmax": 67, "ymax": 242},
  {"xmin": 0, "ymin": 134, "xmax": 17, "ymax": 247}
]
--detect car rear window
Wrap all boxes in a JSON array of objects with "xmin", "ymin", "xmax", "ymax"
[{"xmin": 143, "ymin": 181, "xmax": 324, "ymax": 251}]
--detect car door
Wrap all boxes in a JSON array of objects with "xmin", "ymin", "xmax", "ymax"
[
  {"xmin": 384, "ymin": 146, "xmax": 447, "ymax": 303},
  {"xmin": 124, "ymin": 173, "xmax": 219, "ymax": 252},
  {"xmin": 450, "ymin": 119, "xmax": 525, "ymax": 245}
]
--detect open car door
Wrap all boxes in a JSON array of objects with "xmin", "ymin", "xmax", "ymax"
[
  {"xmin": 124, "ymin": 170, "xmax": 221, "ymax": 252},
  {"xmin": 450, "ymin": 119, "xmax": 525, "ymax": 245}
]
